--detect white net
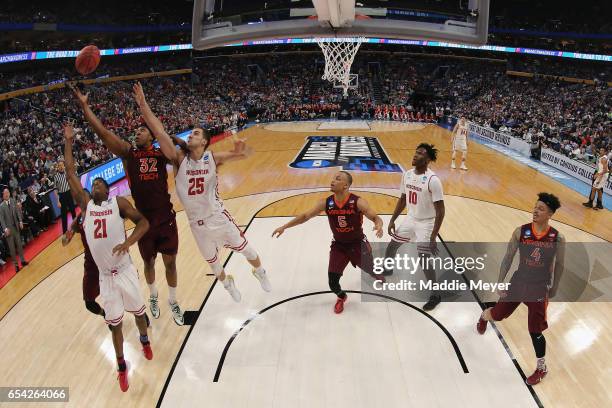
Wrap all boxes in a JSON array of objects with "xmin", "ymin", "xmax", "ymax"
[{"xmin": 315, "ymin": 37, "xmax": 365, "ymax": 96}]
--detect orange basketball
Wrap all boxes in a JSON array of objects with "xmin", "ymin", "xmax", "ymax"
[{"xmin": 75, "ymin": 45, "xmax": 101, "ymax": 75}]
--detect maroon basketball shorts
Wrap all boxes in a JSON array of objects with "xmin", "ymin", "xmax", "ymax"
[
  {"xmin": 328, "ymin": 239, "xmax": 374, "ymax": 275},
  {"xmin": 82, "ymin": 266, "xmax": 100, "ymax": 301},
  {"xmin": 138, "ymin": 215, "xmax": 179, "ymax": 261},
  {"xmin": 490, "ymin": 283, "xmax": 549, "ymax": 332}
]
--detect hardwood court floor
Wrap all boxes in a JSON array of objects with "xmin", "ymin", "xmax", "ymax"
[{"xmin": 0, "ymin": 122, "xmax": 610, "ymax": 407}]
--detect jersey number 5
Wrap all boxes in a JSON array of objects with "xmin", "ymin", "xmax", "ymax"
[
  {"xmin": 338, "ymin": 216, "xmax": 347, "ymax": 228},
  {"xmin": 408, "ymin": 191, "xmax": 418, "ymax": 205},
  {"xmin": 188, "ymin": 177, "xmax": 205, "ymax": 195},
  {"xmin": 94, "ymin": 219, "xmax": 107, "ymax": 239},
  {"xmin": 139, "ymin": 158, "xmax": 158, "ymax": 173}
]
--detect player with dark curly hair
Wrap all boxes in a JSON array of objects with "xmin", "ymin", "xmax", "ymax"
[
  {"xmin": 384, "ymin": 143, "xmax": 446, "ymax": 311},
  {"xmin": 477, "ymin": 192, "xmax": 566, "ymax": 386}
]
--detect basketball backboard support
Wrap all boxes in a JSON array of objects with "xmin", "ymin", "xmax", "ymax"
[{"xmin": 192, "ymin": 0, "xmax": 490, "ymax": 51}]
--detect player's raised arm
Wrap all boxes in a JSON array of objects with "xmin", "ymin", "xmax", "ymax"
[
  {"xmin": 356, "ymin": 197, "xmax": 384, "ymax": 238},
  {"xmin": 214, "ymin": 136, "xmax": 254, "ymax": 166},
  {"xmin": 63, "ymin": 122, "xmax": 90, "ymax": 211},
  {"xmin": 549, "ymin": 233, "xmax": 566, "ymax": 298},
  {"xmin": 113, "ymin": 196, "xmax": 150, "ymax": 255},
  {"xmin": 132, "ymin": 82, "xmax": 180, "ymax": 164},
  {"xmin": 70, "ymin": 84, "xmax": 131, "ymax": 159},
  {"xmin": 272, "ymin": 199, "xmax": 326, "ymax": 238},
  {"xmin": 499, "ymin": 227, "xmax": 521, "ymax": 283}
]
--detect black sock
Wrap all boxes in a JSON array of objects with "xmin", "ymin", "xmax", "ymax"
[
  {"xmin": 117, "ymin": 356, "xmax": 126, "ymax": 371},
  {"xmin": 529, "ymin": 332, "xmax": 546, "ymax": 358},
  {"xmin": 328, "ymin": 272, "xmax": 346, "ymax": 299}
]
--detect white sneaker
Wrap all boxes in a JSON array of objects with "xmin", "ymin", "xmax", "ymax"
[
  {"xmin": 223, "ymin": 275, "xmax": 242, "ymax": 302},
  {"xmin": 252, "ymin": 268, "xmax": 272, "ymax": 292},
  {"xmin": 169, "ymin": 302, "xmax": 184, "ymax": 326},
  {"xmin": 451, "ymin": 161, "xmax": 456, "ymax": 169},
  {"xmin": 460, "ymin": 163, "xmax": 468, "ymax": 170},
  {"xmin": 149, "ymin": 294, "xmax": 160, "ymax": 319}
]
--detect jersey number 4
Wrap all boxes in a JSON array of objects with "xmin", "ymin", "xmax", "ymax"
[
  {"xmin": 408, "ymin": 191, "xmax": 418, "ymax": 205},
  {"xmin": 94, "ymin": 219, "xmax": 107, "ymax": 239},
  {"xmin": 139, "ymin": 158, "xmax": 158, "ymax": 173},
  {"xmin": 188, "ymin": 177, "xmax": 205, "ymax": 195}
]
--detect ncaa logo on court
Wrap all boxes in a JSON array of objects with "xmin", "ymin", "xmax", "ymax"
[{"xmin": 290, "ymin": 136, "xmax": 402, "ymax": 173}]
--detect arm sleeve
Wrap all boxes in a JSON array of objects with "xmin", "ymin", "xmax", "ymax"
[
  {"xmin": 399, "ymin": 172, "xmax": 406, "ymax": 195},
  {"xmin": 429, "ymin": 176, "xmax": 444, "ymax": 202}
]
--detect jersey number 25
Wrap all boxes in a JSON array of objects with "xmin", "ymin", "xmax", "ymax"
[{"xmin": 188, "ymin": 177, "xmax": 205, "ymax": 195}]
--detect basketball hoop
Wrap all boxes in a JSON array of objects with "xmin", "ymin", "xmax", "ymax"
[{"xmin": 315, "ymin": 37, "xmax": 365, "ymax": 96}]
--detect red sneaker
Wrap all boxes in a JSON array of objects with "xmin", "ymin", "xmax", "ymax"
[
  {"xmin": 142, "ymin": 343, "xmax": 153, "ymax": 360},
  {"xmin": 476, "ymin": 317, "xmax": 487, "ymax": 334},
  {"xmin": 117, "ymin": 367, "xmax": 129, "ymax": 392},
  {"xmin": 334, "ymin": 296, "xmax": 347, "ymax": 314},
  {"xmin": 525, "ymin": 367, "xmax": 547, "ymax": 385}
]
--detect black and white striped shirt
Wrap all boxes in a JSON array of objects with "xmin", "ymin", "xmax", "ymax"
[{"xmin": 53, "ymin": 171, "xmax": 70, "ymax": 194}]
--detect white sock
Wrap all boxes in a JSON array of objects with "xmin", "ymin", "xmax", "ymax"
[
  {"xmin": 537, "ymin": 357, "xmax": 546, "ymax": 369},
  {"xmin": 168, "ymin": 286, "xmax": 177, "ymax": 305},
  {"xmin": 254, "ymin": 266, "xmax": 265, "ymax": 275},
  {"xmin": 223, "ymin": 276, "xmax": 232, "ymax": 288},
  {"xmin": 148, "ymin": 283, "xmax": 158, "ymax": 298}
]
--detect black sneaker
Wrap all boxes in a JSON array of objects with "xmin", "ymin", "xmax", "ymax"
[
  {"xmin": 594, "ymin": 203, "xmax": 603, "ymax": 210},
  {"xmin": 423, "ymin": 294, "xmax": 441, "ymax": 311},
  {"xmin": 382, "ymin": 268, "xmax": 394, "ymax": 276},
  {"xmin": 582, "ymin": 201, "xmax": 593, "ymax": 208}
]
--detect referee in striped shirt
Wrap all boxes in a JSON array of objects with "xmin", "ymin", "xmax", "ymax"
[{"xmin": 53, "ymin": 161, "xmax": 77, "ymax": 235}]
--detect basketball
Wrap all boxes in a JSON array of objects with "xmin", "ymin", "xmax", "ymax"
[{"xmin": 75, "ymin": 45, "xmax": 100, "ymax": 75}]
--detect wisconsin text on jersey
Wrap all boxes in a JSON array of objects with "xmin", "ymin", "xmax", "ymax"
[{"xmin": 290, "ymin": 136, "xmax": 402, "ymax": 172}]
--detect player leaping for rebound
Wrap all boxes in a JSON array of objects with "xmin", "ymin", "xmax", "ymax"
[
  {"xmin": 272, "ymin": 171, "xmax": 384, "ymax": 314},
  {"xmin": 451, "ymin": 117, "xmax": 468, "ymax": 170},
  {"xmin": 71, "ymin": 84, "xmax": 185, "ymax": 325},
  {"xmin": 133, "ymin": 82, "xmax": 271, "ymax": 302},
  {"xmin": 64, "ymin": 123, "xmax": 152, "ymax": 392},
  {"xmin": 384, "ymin": 143, "xmax": 445, "ymax": 311}
]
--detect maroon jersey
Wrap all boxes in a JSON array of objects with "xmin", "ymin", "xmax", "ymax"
[
  {"xmin": 325, "ymin": 193, "xmax": 364, "ymax": 243},
  {"xmin": 76, "ymin": 215, "xmax": 98, "ymax": 274},
  {"xmin": 124, "ymin": 146, "xmax": 173, "ymax": 225},
  {"xmin": 512, "ymin": 223, "xmax": 559, "ymax": 285}
]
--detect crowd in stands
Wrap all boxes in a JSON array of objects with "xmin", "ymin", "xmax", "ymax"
[{"xmin": 0, "ymin": 50, "xmax": 610, "ymax": 266}]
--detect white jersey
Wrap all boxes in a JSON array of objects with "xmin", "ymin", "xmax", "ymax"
[
  {"xmin": 455, "ymin": 122, "xmax": 468, "ymax": 142},
  {"xmin": 400, "ymin": 168, "xmax": 444, "ymax": 219},
  {"xmin": 83, "ymin": 197, "xmax": 130, "ymax": 275},
  {"xmin": 175, "ymin": 151, "xmax": 224, "ymax": 222}
]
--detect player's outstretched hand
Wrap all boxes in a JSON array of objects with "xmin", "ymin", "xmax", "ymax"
[
  {"xmin": 62, "ymin": 230, "xmax": 75, "ymax": 246},
  {"xmin": 429, "ymin": 238, "xmax": 439, "ymax": 256},
  {"xmin": 63, "ymin": 122, "xmax": 75, "ymax": 141},
  {"xmin": 133, "ymin": 81, "xmax": 145, "ymax": 107},
  {"xmin": 69, "ymin": 83, "xmax": 89, "ymax": 107},
  {"xmin": 373, "ymin": 223, "xmax": 383, "ymax": 238},
  {"xmin": 272, "ymin": 227, "xmax": 285, "ymax": 238},
  {"xmin": 112, "ymin": 242, "xmax": 130, "ymax": 255},
  {"xmin": 388, "ymin": 220, "xmax": 395, "ymax": 236}
]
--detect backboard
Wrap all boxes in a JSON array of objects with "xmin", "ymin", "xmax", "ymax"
[{"xmin": 192, "ymin": 0, "xmax": 490, "ymax": 50}]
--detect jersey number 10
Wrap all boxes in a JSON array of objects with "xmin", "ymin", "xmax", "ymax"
[
  {"xmin": 188, "ymin": 177, "xmax": 205, "ymax": 195},
  {"xmin": 408, "ymin": 191, "xmax": 418, "ymax": 205}
]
